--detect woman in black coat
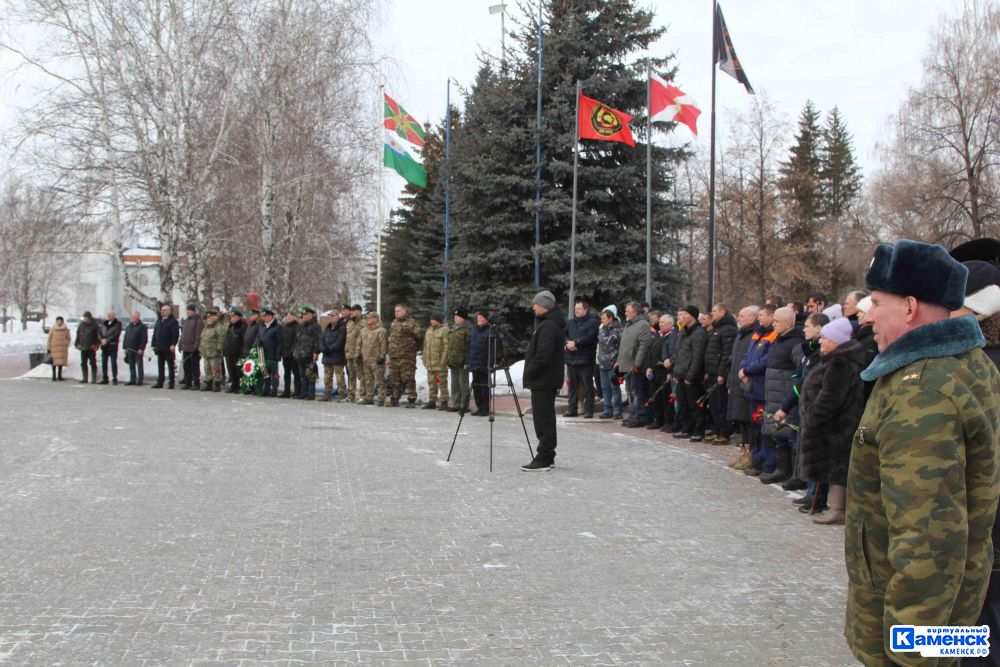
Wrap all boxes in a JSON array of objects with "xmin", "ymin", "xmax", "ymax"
[{"xmin": 798, "ymin": 317, "xmax": 867, "ymax": 526}]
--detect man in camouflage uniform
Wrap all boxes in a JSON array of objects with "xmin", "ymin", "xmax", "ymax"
[
  {"xmin": 422, "ymin": 313, "xmax": 450, "ymax": 410},
  {"xmin": 293, "ymin": 306, "xmax": 322, "ymax": 400},
  {"xmin": 846, "ymin": 239, "xmax": 1000, "ymax": 667},
  {"xmin": 345, "ymin": 304, "xmax": 366, "ymax": 403},
  {"xmin": 387, "ymin": 303, "xmax": 423, "ymax": 408},
  {"xmin": 360, "ymin": 311, "xmax": 388, "ymax": 406},
  {"xmin": 446, "ymin": 307, "xmax": 473, "ymax": 413},
  {"xmin": 198, "ymin": 308, "xmax": 226, "ymax": 392}
]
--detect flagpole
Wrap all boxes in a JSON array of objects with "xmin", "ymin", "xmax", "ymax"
[
  {"xmin": 707, "ymin": 2, "xmax": 718, "ymax": 309},
  {"xmin": 569, "ymin": 80, "xmax": 580, "ymax": 313},
  {"xmin": 444, "ymin": 78, "xmax": 452, "ymax": 317},
  {"xmin": 533, "ymin": 1, "xmax": 543, "ymax": 288},
  {"xmin": 645, "ymin": 62, "xmax": 653, "ymax": 306},
  {"xmin": 377, "ymin": 83, "xmax": 385, "ymax": 316}
]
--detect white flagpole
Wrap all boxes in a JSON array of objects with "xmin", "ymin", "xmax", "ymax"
[{"xmin": 569, "ymin": 80, "xmax": 580, "ymax": 313}]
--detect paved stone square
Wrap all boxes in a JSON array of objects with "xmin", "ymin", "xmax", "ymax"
[{"xmin": 0, "ymin": 379, "xmax": 857, "ymax": 665}]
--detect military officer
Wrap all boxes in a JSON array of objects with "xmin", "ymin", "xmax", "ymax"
[
  {"xmin": 359, "ymin": 311, "xmax": 388, "ymax": 406},
  {"xmin": 387, "ymin": 303, "xmax": 423, "ymax": 408}
]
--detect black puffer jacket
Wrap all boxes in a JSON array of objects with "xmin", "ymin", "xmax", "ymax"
[
  {"xmin": 703, "ymin": 313, "xmax": 738, "ymax": 378},
  {"xmin": 762, "ymin": 326, "xmax": 805, "ymax": 438},
  {"xmin": 321, "ymin": 319, "xmax": 347, "ymax": 365},
  {"xmin": 673, "ymin": 322, "xmax": 708, "ymax": 381},
  {"xmin": 523, "ymin": 309, "xmax": 566, "ymax": 391},
  {"xmin": 798, "ymin": 341, "xmax": 868, "ymax": 486},
  {"xmin": 75, "ymin": 318, "xmax": 101, "ymax": 351},
  {"xmin": 851, "ymin": 323, "xmax": 879, "ymax": 403},
  {"xmin": 98, "ymin": 318, "xmax": 123, "ymax": 349},
  {"xmin": 281, "ymin": 320, "xmax": 298, "ymax": 358},
  {"xmin": 242, "ymin": 319, "xmax": 260, "ymax": 356},
  {"xmin": 564, "ymin": 311, "xmax": 598, "ymax": 366},
  {"xmin": 225, "ymin": 319, "xmax": 246, "ymax": 358},
  {"xmin": 467, "ymin": 322, "xmax": 491, "ymax": 370},
  {"xmin": 150, "ymin": 315, "xmax": 179, "ymax": 353}
]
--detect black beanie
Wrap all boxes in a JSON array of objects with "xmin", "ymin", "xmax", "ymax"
[{"xmin": 679, "ymin": 304, "xmax": 700, "ymax": 320}]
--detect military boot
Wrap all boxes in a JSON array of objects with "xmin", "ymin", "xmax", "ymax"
[
  {"xmin": 212, "ymin": 381, "xmax": 221, "ymax": 392},
  {"xmin": 200, "ymin": 381, "xmax": 213, "ymax": 392},
  {"xmin": 422, "ymin": 402, "xmax": 437, "ymax": 410}
]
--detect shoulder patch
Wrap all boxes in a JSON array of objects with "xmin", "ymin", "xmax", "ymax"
[{"xmin": 901, "ymin": 372, "xmax": 920, "ymax": 382}]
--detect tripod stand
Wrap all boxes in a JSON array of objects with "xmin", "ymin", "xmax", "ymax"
[{"xmin": 446, "ymin": 322, "xmax": 534, "ymax": 471}]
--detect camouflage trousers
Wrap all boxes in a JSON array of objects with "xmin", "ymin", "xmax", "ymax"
[
  {"xmin": 426, "ymin": 368, "xmax": 449, "ymax": 405},
  {"xmin": 346, "ymin": 357, "xmax": 366, "ymax": 401},
  {"xmin": 389, "ymin": 358, "xmax": 417, "ymax": 401},
  {"xmin": 362, "ymin": 360, "xmax": 386, "ymax": 402},
  {"xmin": 202, "ymin": 356, "xmax": 223, "ymax": 382},
  {"xmin": 323, "ymin": 363, "xmax": 346, "ymax": 397}
]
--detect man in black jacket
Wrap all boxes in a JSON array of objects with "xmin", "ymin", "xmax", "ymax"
[
  {"xmin": 98, "ymin": 310, "xmax": 123, "ymax": 385},
  {"xmin": 122, "ymin": 311, "xmax": 148, "ymax": 386},
  {"xmin": 257, "ymin": 308, "xmax": 283, "ymax": 397},
  {"xmin": 672, "ymin": 305, "xmax": 709, "ymax": 441},
  {"xmin": 280, "ymin": 312, "xmax": 300, "ymax": 398},
  {"xmin": 563, "ymin": 299, "xmax": 598, "ymax": 418},
  {"xmin": 319, "ymin": 310, "xmax": 347, "ymax": 401},
  {"xmin": 522, "ymin": 290, "xmax": 566, "ymax": 471},
  {"xmin": 224, "ymin": 308, "xmax": 246, "ymax": 393},
  {"xmin": 150, "ymin": 304, "xmax": 179, "ymax": 389},
  {"xmin": 645, "ymin": 314, "xmax": 675, "ymax": 431},
  {"xmin": 74, "ymin": 311, "xmax": 101, "ymax": 384},
  {"xmin": 704, "ymin": 304, "xmax": 738, "ymax": 444},
  {"xmin": 294, "ymin": 306, "xmax": 322, "ymax": 400}
]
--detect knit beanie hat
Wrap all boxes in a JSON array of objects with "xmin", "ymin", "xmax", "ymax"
[
  {"xmin": 533, "ymin": 290, "xmax": 556, "ymax": 310},
  {"xmin": 856, "ymin": 296, "xmax": 872, "ymax": 314},
  {"xmin": 963, "ymin": 260, "xmax": 1000, "ymax": 317},
  {"xmin": 679, "ymin": 304, "xmax": 700, "ymax": 320},
  {"xmin": 823, "ymin": 304, "xmax": 843, "ymax": 320},
  {"xmin": 821, "ymin": 317, "xmax": 854, "ymax": 346}
]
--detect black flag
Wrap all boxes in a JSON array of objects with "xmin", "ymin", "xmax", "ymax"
[{"xmin": 714, "ymin": 4, "xmax": 754, "ymax": 94}]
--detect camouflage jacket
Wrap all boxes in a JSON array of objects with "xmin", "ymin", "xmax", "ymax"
[
  {"xmin": 845, "ymin": 315, "xmax": 1000, "ymax": 667},
  {"xmin": 446, "ymin": 320, "xmax": 472, "ymax": 368},
  {"xmin": 360, "ymin": 322, "xmax": 388, "ymax": 362},
  {"xmin": 198, "ymin": 320, "xmax": 226, "ymax": 359},
  {"xmin": 345, "ymin": 316, "xmax": 363, "ymax": 359},
  {"xmin": 422, "ymin": 324, "xmax": 449, "ymax": 371},
  {"xmin": 388, "ymin": 315, "xmax": 422, "ymax": 362},
  {"xmin": 292, "ymin": 319, "xmax": 321, "ymax": 360}
]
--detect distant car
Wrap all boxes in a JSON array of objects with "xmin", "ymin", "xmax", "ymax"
[
  {"xmin": 142, "ymin": 317, "xmax": 156, "ymax": 329},
  {"xmin": 66, "ymin": 317, "xmax": 80, "ymax": 326}
]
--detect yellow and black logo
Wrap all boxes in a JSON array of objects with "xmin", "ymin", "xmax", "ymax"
[{"xmin": 590, "ymin": 104, "xmax": 622, "ymax": 137}]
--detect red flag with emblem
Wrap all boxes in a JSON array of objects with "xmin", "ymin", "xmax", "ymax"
[{"xmin": 577, "ymin": 93, "xmax": 635, "ymax": 147}]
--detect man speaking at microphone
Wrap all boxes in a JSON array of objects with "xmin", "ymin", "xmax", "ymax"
[{"xmin": 521, "ymin": 290, "xmax": 566, "ymax": 472}]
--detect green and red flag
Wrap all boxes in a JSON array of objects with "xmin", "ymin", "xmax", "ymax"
[
  {"xmin": 383, "ymin": 93, "xmax": 427, "ymax": 187},
  {"xmin": 577, "ymin": 92, "xmax": 635, "ymax": 147}
]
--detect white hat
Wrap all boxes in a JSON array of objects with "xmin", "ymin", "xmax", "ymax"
[
  {"xmin": 823, "ymin": 303, "xmax": 843, "ymax": 320},
  {"xmin": 857, "ymin": 296, "xmax": 872, "ymax": 314},
  {"xmin": 965, "ymin": 284, "xmax": 1000, "ymax": 318}
]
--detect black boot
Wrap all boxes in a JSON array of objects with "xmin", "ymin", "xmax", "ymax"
[
  {"xmin": 781, "ymin": 451, "xmax": 807, "ymax": 490},
  {"xmin": 760, "ymin": 448, "xmax": 792, "ymax": 484},
  {"xmin": 213, "ymin": 381, "xmax": 222, "ymax": 392}
]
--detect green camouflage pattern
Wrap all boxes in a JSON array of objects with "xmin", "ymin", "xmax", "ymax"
[
  {"xmin": 446, "ymin": 320, "xmax": 472, "ymax": 368},
  {"xmin": 345, "ymin": 315, "xmax": 364, "ymax": 359},
  {"xmin": 388, "ymin": 315, "xmax": 423, "ymax": 362},
  {"xmin": 360, "ymin": 321, "xmax": 388, "ymax": 363},
  {"xmin": 362, "ymin": 360, "xmax": 386, "ymax": 402},
  {"xmin": 198, "ymin": 319, "xmax": 226, "ymax": 359},
  {"xmin": 422, "ymin": 324, "xmax": 449, "ymax": 372},
  {"xmin": 845, "ymin": 347, "xmax": 1000, "ymax": 667}
]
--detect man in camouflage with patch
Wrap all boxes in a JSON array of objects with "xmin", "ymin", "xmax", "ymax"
[
  {"xmin": 197, "ymin": 308, "xmax": 226, "ymax": 392},
  {"xmin": 846, "ymin": 239, "xmax": 1000, "ymax": 667},
  {"xmin": 345, "ymin": 304, "xmax": 366, "ymax": 403},
  {"xmin": 421, "ymin": 313, "xmax": 450, "ymax": 410},
  {"xmin": 359, "ymin": 311, "xmax": 388, "ymax": 406},
  {"xmin": 387, "ymin": 303, "xmax": 423, "ymax": 408}
]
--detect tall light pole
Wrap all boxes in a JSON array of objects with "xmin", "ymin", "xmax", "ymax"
[{"xmin": 489, "ymin": 4, "xmax": 507, "ymax": 65}]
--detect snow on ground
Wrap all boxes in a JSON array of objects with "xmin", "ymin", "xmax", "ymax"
[{"xmin": 0, "ymin": 323, "xmax": 48, "ymax": 356}]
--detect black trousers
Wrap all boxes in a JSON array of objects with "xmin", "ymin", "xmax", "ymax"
[
  {"xmin": 565, "ymin": 364, "xmax": 595, "ymax": 415},
  {"xmin": 530, "ymin": 388, "xmax": 557, "ymax": 463},
  {"xmin": 80, "ymin": 349, "xmax": 97, "ymax": 380},
  {"xmin": 226, "ymin": 355, "xmax": 241, "ymax": 392},
  {"xmin": 678, "ymin": 378, "xmax": 706, "ymax": 435},
  {"xmin": 101, "ymin": 346, "xmax": 119, "ymax": 381},
  {"xmin": 181, "ymin": 351, "xmax": 201, "ymax": 385},
  {"xmin": 709, "ymin": 380, "xmax": 732, "ymax": 436},
  {"xmin": 648, "ymin": 372, "xmax": 673, "ymax": 426},
  {"xmin": 282, "ymin": 355, "xmax": 300, "ymax": 396},
  {"xmin": 156, "ymin": 351, "xmax": 175, "ymax": 385},
  {"xmin": 126, "ymin": 350, "xmax": 144, "ymax": 384},
  {"xmin": 471, "ymin": 368, "xmax": 489, "ymax": 413}
]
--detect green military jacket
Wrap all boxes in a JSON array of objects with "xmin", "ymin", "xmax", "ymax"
[
  {"xmin": 845, "ymin": 315, "xmax": 1000, "ymax": 667},
  {"xmin": 422, "ymin": 324, "xmax": 449, "ymax": 372},
  {"xmin": 345, "ymin": 316, "xmax": 363, "ymax": 360},
  {"xmin": 388, "ymin": 315, "xmax": 422, "ymax": 362},
  {"xmin": 198, "ymin": 320, "xmax": 226, "ymax": 359},
  {"xmin": 446, "ymin": 320, "xmax": 471, "ymax": 369},
  {"xmin": 360, "ymin": 322, "xmax": 388, "ymax": 362}
]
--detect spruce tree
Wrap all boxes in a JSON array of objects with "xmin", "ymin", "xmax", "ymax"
[
  {"xmin": 819, "ymin": 106, "xmax": 862, "ymax": 297},
  {"xmin": 779, "ymin": 100, "xmax": 824, "ymax": 296}
]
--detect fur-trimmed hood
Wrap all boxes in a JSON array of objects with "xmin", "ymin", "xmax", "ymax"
[{"xmin": 861, "ymin": 314, "xmax": 986, "ymax": 381}]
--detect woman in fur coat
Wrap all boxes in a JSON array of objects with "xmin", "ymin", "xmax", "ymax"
[{"xmin": 47, "ymin": 316, "xmax": 71, "ymax": 380}]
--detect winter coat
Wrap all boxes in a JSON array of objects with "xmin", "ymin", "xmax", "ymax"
[
  {"xmin": 762, "ymin": 326, "xmax": 805, "ymax": 438},
  {"xmin": 780, "ymin": 339, "xmax": 821, "ymax": 414},
  {"xmin": 224, "ymin": 319, "xmax": 246, "ymax": 358},
  {"xmin": 739, "ymin": 326, "xmax": 776, "ymax": 403},
  {"xmin": 703, "ymin": 313, "xmax": 738, "ymax": 378},
  {"xmin": 422, "ymin": 324, "xmax": 449, "ymax": 371},
  {"xmin": 467, "ymin": 323, "xmax": 491, "ymax": 370},
  {"xmin": 98, "ymin": 318, "xmax": 123, "ymax": 350},
  {"xmin": 345, "ymin": 316, "xmax": 363, "ymax": 359},
  {"xmin": 388, "ymin": 315, "xmax": 423, "ymax": 363},
  {"xmin": 360, "ymin": 322, "xmax": 388, "ymax": 362},
  {"xmin": 47, "ymin": 322, "xmax": 71, "ymax": 365},
  {"xmin": 845, "ymin": 315, "xmax": 1000, "ymax": 666},
  {"xmin": 617, "ymin": 316, "xmax": 654, "ymax": 370},
  {"xmin": 198, "ymin": 320, "xmax": 226, "ymax": 359},
  {"xmin": 523, "ymin": 308, "xmax": 566, "ymax": 391},
  {"xmin": 280, "ymin": 320, "xmax": 298, "ymax": 358},
  {"xmin": 75, "ymin": 318, "xmax": 101, "ymax": 352},
  {"xmin": 726, "ymin": 325, "xmax": 757, "ymax": 423},
  {"xmin": 446, "ymin": 320, "xmax": 472, "ymax": 368},
  {"xmin": 320, "ymin": 319, "xmax": 347, "ymax": 365},
  {"xmin": 242, "ymin": 319, "xmax": 260, "ymax": 357},
  {"xmin": 123, "ymin": 321, "xmax": 148, "ymax": 353},
  {"xmin": 564, "ymin": 311, "xmax": 598, "ymax": 366},
  {"xmin": 151, "ymin": 315, "xmax": 179, "ymax": 354},
  {"xmin": 179, "ymin": 314, "xmax": 203, "ymax": 354},
  {"xmin": 293, "ymin": 319, "xmax": 321, "ymax": 361},
  {"xmin": 597, "ymin": 320, "xmax": 623, "ymax": 370},
  {"xmin": 673, "ymin": 322, "xmax": 709, "ymax": 381},
  {"xmin": 851, "ymin": 323, "xmax": 879, "ymax": 404},
  {"xmin": 798, "ymin": 341, "xmax": 867, "ymax": 486},
  {"xmin": 257, "ymin": 319, "xmax": 284, "ymax": 361}
]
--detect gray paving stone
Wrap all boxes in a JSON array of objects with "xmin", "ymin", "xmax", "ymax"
[{"xmin": 0, "ymin": 379, "xmax": 857, "ymax": 665}]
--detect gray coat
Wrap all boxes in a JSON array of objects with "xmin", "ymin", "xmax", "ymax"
[
  {"xmin": 726, "ymin": 325, "xmax": 757, "ymax": 423},
  {"xmin": 762, "ymin": 327, "xmax": 805, "ymax": 438},
  {"xmin": 616, "ymin": 317, "xmax": 653, "ymax": 370}
]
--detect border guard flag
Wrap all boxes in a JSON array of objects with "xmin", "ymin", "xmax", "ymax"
[
  {"xmin": 714, "ymin": 4, "xmax": 754, "ymax": 94},
  {"xmin": 649, "ymin": 74, "xmax": 701, "ymax": 136},
  {"xmin": 578, "ymin": 92, "xmax": 636, "ymax": 147},
  {"xmin": 383, "ymin": 93, "xmax": 428, "ymax": 187}
]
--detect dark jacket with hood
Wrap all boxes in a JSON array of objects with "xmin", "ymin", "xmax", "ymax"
[
  {"xmin": 704, "ymin": 313, "xmax": 738, "ymax": 378},
  {"xmin": 673, "ymin": 321, "xmax": 709, "ymax": 381},
  {"xmin": 851, "ymin": 323, "xmax": 880, "ymax": 403},
  {"xmin": 564, "ymin": 311, "xmax": 598, "ymax": 366},
  {"xmin": 726, "ymin": 324, "xmax": 758, "ymax": 422},
  {"xmin": 523, "ymin": 308, "xmax": 566, "ymax": 391},
  {"xmin": 798, "ymin": 340, "xmax": 868, "ymax": 486},
  {"xmin": 321, "ymin": 318, "xmax": 347, "ymax": 365},
  {"xmin": 597, "ymin": 318, "xmax": 623, "ymax": 371}
]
